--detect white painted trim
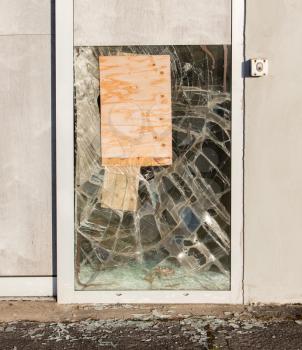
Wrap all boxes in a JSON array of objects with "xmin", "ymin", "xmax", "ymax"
[
  {"xmin": 230, "ymin": 0, "xmax": 245, "ymax": 304},
  {"xmin": 0, "ymin": 277, "xmax": 56, "ymax": 297},
  {"xmin": 56, "ymin": 0, "xmax": 244, "ymax": 304},
  {"xmin": 56, "ymin": 0, "xmax": 75, "ymax": 304}
]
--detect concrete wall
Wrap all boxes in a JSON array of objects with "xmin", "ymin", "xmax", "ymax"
[
  {"xmin": 74, "ymin": 0, "xmax": 231, "ymax": 45},
  {"xmin": 244, "ymin": 0, "xmax": 302, "ymax": 303},
  {"xmin": 0, "ymin": 0, "xmax": 53, "ymax": 275},
  {"xmin": 1, "ymin": 0, "xmax": 302, "ymax": 302}
]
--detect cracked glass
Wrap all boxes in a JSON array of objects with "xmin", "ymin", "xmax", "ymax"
[{"xmin": 74, "ymin": 46, "xmax": 231, "ymax": 290}]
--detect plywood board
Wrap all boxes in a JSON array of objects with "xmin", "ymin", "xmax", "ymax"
[
  {"xmin": 101, "ymin": 167, "xmax": 140, "ymax": 212},
  {"xmin": 99, "ymin": 55, "xmax": 172, "ymax": 166}
]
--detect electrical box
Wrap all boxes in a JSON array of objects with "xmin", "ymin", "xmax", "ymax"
[{"xmin": 250, "ymin": 58, "xmax": 268, "ymax": 77}]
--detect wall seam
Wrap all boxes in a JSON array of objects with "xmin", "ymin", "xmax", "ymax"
[
  {"xmin": 0, "ymin": 34, "xmax": 51, "ymax": 37},
  {"xmin": 242, "ymin": 0, "xmax": 247, "ymax": 305}
]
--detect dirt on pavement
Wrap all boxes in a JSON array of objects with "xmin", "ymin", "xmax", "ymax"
[{"xmin": 0, "ymin": 300, "xmax": 302, "ymax": 349}]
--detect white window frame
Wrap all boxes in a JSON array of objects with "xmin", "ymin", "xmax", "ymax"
[{"xmin": 56, "ymin": 0, "xmax": 244, "ymax": 304}]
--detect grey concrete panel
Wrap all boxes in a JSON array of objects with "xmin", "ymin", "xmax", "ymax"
[
  {"xmin": 74, "ymin": 0, "xmax": 231, "ymax": 46},
  {"xmin": 245, "ymin": 0, "xmax": 302, "ymax": 303},
  {"xmin": 0, "ymin": 35, "xmax": 52, "ymax": 275},
  {"xmin": 0, "ymin": 0, "xmax": 51, "ymax": 35}
]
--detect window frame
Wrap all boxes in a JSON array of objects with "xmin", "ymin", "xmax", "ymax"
[{"xmin": 56, "ymin": 0, "xmax": 244, "ymax": 303}]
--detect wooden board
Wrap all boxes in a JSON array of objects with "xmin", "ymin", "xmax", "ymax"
[
  {"xmin": 101, "ymin": 167, "xmax": 140, "ymax": 212},
  {"xmin": 99, "ymin": 55, "xmax": 172, "ymax": 166}
]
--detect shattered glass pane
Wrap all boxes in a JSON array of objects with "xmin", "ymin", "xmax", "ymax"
[{"xmin": 74, "ymin": 46, "xmax": 231, "ymax": 290}]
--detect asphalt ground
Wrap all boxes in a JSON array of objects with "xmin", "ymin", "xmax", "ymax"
[{"xmin": 0, "ymin": 301, "xmax": 302, "ymax": 349}]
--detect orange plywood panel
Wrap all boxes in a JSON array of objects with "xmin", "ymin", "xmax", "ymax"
[
  {"xmin": 101, "ymin": 166, "xmax": 140, "ymax": 212},
  {"xmin": 99, "ymin": 55, "xmax": 172, "ymax": 166}
]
